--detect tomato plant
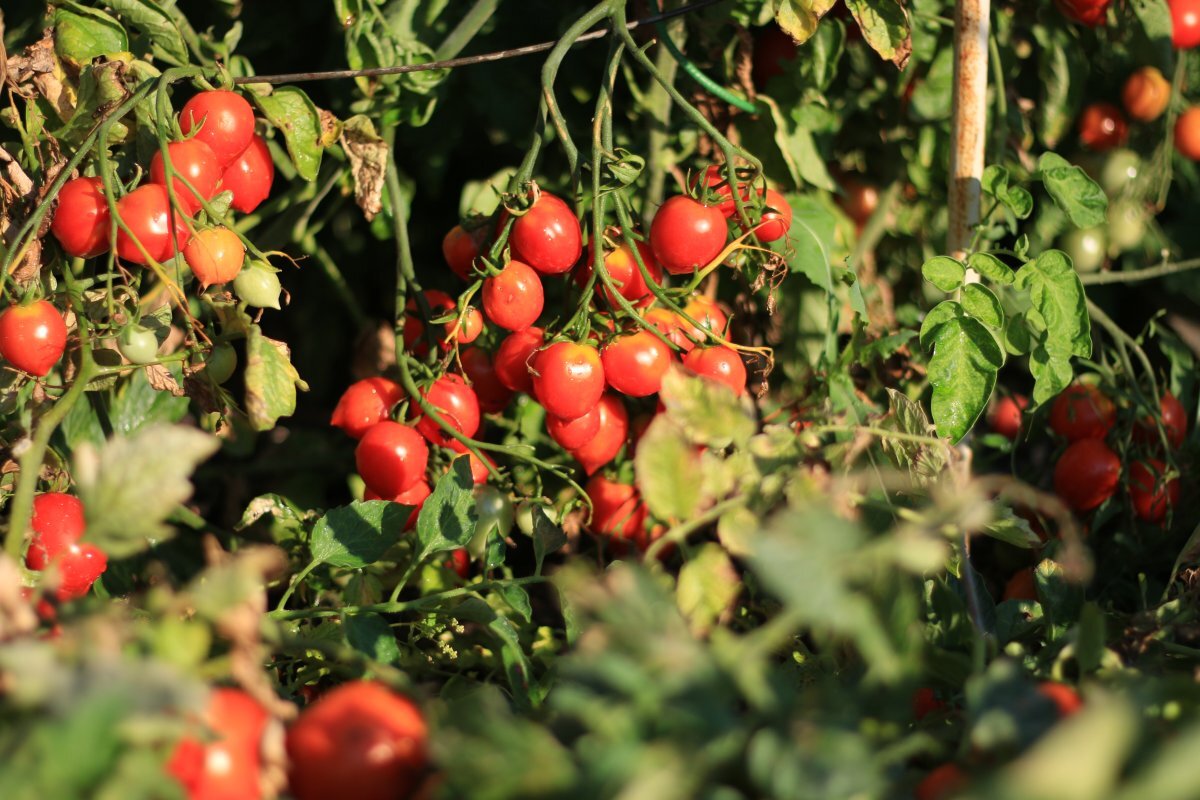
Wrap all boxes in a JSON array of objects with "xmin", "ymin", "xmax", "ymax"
[{"xmin": 50, "ymin": 176, "xmax": 110, "ymax": 258}]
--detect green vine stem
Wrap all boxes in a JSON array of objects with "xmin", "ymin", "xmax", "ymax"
[
  {"xmin": 653, "ymin": 1, "xmax": 758, "ymax": 114},
  {"xmin": 434, "ymin": 0, "xmax": 504, "ymax": 61},
  {"xmin": 272, "ymin": 575, "xmax": 549, "ymax": 621},
  {"xmin": 1078, "ymin": 257, "xmax": 1200, "ymax": 285}
]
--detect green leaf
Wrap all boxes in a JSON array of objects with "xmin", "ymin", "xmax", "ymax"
[
  {"xmin": 243, "ymin": 324, "xmax": 308, "ymax": 432},
  {"xmin": 105, "ymin": 0, "xmax": 189, "ymax": 66},
  {"xmin": 309, "ymin": 500, "xmax": 406, "ymax": 568},
  {"xmin": 925, "ymin": 315, "xmax": 1004, "ymax": 443},
  {"xmin": 634, "ymin": 416, "xmax": 706, "ymax": 522},
  {"xmin": 532, "ymin": 506, "xmax": 567, "ymax": 577},
  {"xmin": 1037, "ymin": 152, "xmax": 1108, "ymax": 228},
  {"xmin": 967, "ymin": 252, "xmax": 1016, "ymax": 284},
  {"xmin": 343, "ymin": 612, "xmax": 401, "ymax": 665},
  {"xmin": 774, "ymin": 0, "xmax": 837, "ymax": 45},
  {"xmin": 1034, "ymin": 28, "xmax": 1084, "ymax": 148},
  {"xmin": 1005, "ymin": 311, "xmax": 1033, "ymax": 356},
  {"xmin": 919, "ymin": 299, "xmax": 963, "ymax": 351},
  {"xmin": 54, "ymin": 5, "xmax": 128, "ymax": 69},
  {"xmin": 658, "ymin": 366, "xmax": 756, "ymax": 449},
  {"xmin": 960, "ymin": 284, "xmax": 1005, "ymax": 332},
  {"xmin": 250, "ymin": 86, "xmax": 325, "ymax": 181},
  {"xmin": 453, "ymin": 597, "xmax": 533, "ymax": 711},
  {"xmin": 75, "ymin": 425, "xmax": 219, "ymax": 558},
  {"xmin": 1015, "ymin": 249, "xmax": 1092, "ymax": 359},
  {"xmin": 844, "ymin": 0, "xmax": 912, "ymax": 69},
  {"xmin": 910, "ymin": 46, "xmax": 954, "ymax": 121},
  {"xmin": 495, "ymin": 584, "xmax": 532, "ymax": 623},
  {"xmin": 109, "ymin": 368, "xmax": 189, "ymax": 435},
  {"xmin": 983, "ymin": 507, "xmax": 1042, "ymax": 549},
  {"xmin": 760, "ymin": 97, "xmax": 836, "ymax": 191},
  {"xmin": 415, "ymin": 457, "xmax": 478, "ymax": 563},
  {"xmin": 1028, "ymin": 337, "xmax": 1077, "ymax": 406},
  {"xmin": 784, "ymin": 193, "xmax": 839, "ymax": 290},
  {"xmin": 881, "ymin": 388, "xmax": 947, "ymax": 481},
  {"xmin": 922, "ymin": 255, "xmax": 966, "ymax": 292},
  {"xmin": 676, "ymin": 543, "xmax": 741, "ymax": 637}
]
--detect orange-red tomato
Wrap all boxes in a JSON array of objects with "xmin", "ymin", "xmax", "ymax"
[
  {"xmin": 482, "ymin": 260, "xmax": 544, "ymax": 331},
  {"xmin": 569, "ymin": 394, "xmax": 629, "ymax": 474},
  {"xmin": 1037, "ymin": 682, "xmax": 1083, "ymax": 717},
  {"xmin": 168, "ymin": 688, "xmax": 268, "ymax": 800},
  {"xmin": 50, "ymin": 176, "xmax": 110, "ymax": 258},
  {"xmin": 222, "ymin": 134, "xmax": 274, "ymax": 214},
  {"xmin": 1175, "ymin": 107, "xmax": 1200, "ymax": 159},
  {"xmin": 546, "ymin": 403, "xmax": 602, "ymax": 450},
  {"xmin": 1078, "ymin": 102, "xmax": 1128, "ymax": 151},
  {"xmin": 493, "ymin": 327, "xmax": 544, "ymax": 394},
  {"xmin": 531, "ymin": 341, "xmax": 605, "ymax": 421},
  {"xmin": 331, "ymin": 377, "xmax": 404, "ymax": 439},
  {"xmin": 509, "ymin": 192, "xmax": 582, "ymax": 275},
  {"xmin": 1003, "ymin": 567, "xmax": 1038, "ymax": 602},
  {"xmin": 1053, "ymin": 438, "xmax": 1120, "ymax": 511},
  {"xmin": 114, "ymin": 184, "xmax": 192, "ymax": 265},
  {"xmin": 180, "ymin": 90, "xmax": 257, "ymax": 167},
  {"xmin": 355, "ymin": 421, "xmax": 429, "ymax": 498},
  {"xmin": 915, "ymin": 763, "xmax": 968, "ymax": 800},
  {"xmin": 1129, "ymin": 459, "xmax": 1180, "ymax": 523},
  {"xmin": 184, "ymin": 227, "xmax": 245, "ymax": 287},
  {"xmin": 442, "ymin": 223, "xmax": 488, "ymax": 281},
  {"xmin": 0, "ymin": 300, "xmax": 68, "ymax": 377},
  {"xmin": 585, "ymin": 474, "xmax": 646, "ymax": 542},
  {"xmin": 149, "ymin": 138, "xmax": 222, "ymax": 215},
  {"xmin": 1048, "ymin": 384, "xmax": 1115, "ymax": 442},
  {"xmin": 682, "ymin": 346, "xmax": 747, "ymax": 395},
  {"xmin": 601, "ymin": 330, "xmax": 674, "ymax": 397},
  {"xmin": 1122, "ymin": 66, "xmax": 1170, "ymax": 122},
  {"xmin": 988, "ymin": 394, "xmax": 1028, "ymax": 440},
  {"xmin": 1133, "ymin": 391, "xmax": 1188, "ymax": 449},
  {"xmin": 459, "ymin": 346, "xmax": 514, "ymax": 413}
]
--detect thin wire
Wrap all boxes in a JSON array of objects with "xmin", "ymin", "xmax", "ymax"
[{"xmin": 231, "ymin": 0, "xmax": 726, "ymax": 85}]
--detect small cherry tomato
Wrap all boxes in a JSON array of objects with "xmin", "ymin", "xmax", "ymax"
[
  {"xmin": 1078, "ymin": 102, "xmax": 1128, "ymax": 151},
  {"xmin": 150, "ymin": 138, "xmax": 222, "ymax": 215},
  {"xmin": 915, "ymin": 763, "xmax": 968, "ymax": 800},
  {"xmin": 442, "ymin": 223, "xmax": 488, "ymax": 281},
  {"xmin": 1099, "ymin": 149, "xmax": 1141, "ymax": 196},
  {"xmin": 645, "ymin": 307, "xmax": 696, "ymax": 352},
  {"xmin": 690, "ymin": 165, "xmax": 754, "ymax": 218},
  {"xmin": 493, "ymin": 327, "xmax": 544, "ymax": 394},
  {"xmin": 286, "ymin": 681, "xmax": 428, "ymax": 800},
  {"xmin": 446, "ymin": 548, "xmax": 470, "ymax": 578},
  {"xmin": 532, "ymin": 341, "xmax": 605, "ymax": 420},
  {"xmin": 203, "ymin": 342, "xmax": 237, "ymax": 385},
  {"xmin": 1061, "ymin": 226, "xmax": 1106, "ymax": 273},
  {"xmin": 168, "ymin": 688, "xmax": 268, "ymax": 800},
  {"xmin": 509, "ymin": 192, "xmax": 582, "ymax": 275},
  {"xmin": 546, "ymin": 403, "xmax": 602, "ymax": 450},
  {"xmin": 331, "ymin": 377, "xmax": 404, "ymax": 439},
  {"xmin": 912, "ymin": 687, "xmax": 945, "ymax": 721},
  {"xmin": 0, "ymin": 300, "xmax": 68, "ymax": 377},
  {"xmin": 601, "ymin": 330, "xmax": 673, "ymax": 397},
  {"xmin": 118, "ymin": 325, "xmax": 159, "ymax": 365},
  {"xmin": 25, "ymin": 492, "xmax": 107, "ymax": 601},
  {"xmin": 580, "ymin": 239, "xmax": 664, "ymax": 306},
  {"xmin": 1175, "ymin": 107, "xmax": 1200, "ymax": 159},
  {"xmin": 115, "ymin": 184, "xmax": 192, "ymax": 265},
  {"xmin": 1133, "ymin": 390, "xmax": 1188, "ymax": 449},
  {"xmin": 1002, "ymin": 567, "xmax": 1038, "ymax": 602},
  {"xmin": 1172, "ymin": 0, "xmax": 1200, "ymax": 48},
  {"xmin": 445, "ymin": 439, "xmax": 493, "ymax": 484},
  {"xmin": 682, "ymin": 346, "xmax": 747, "ymax": 395},
  {"xmin": 459, "ymin": 346, "xmax": 514, "ymax": 413},
  {"xmin": 180, "ymin": 90, "xmax": 257, "ymax": 166},
  {"xmin": 987, "ymin": 394, "xmax": 1028, "ymax": 440},
  {"xmin": 448, "ymin": 307, "xmax": 483, "ymax": 344},
  {"xmin": 838, "ymin": 177, "xmax": 879, "ymax": 226},
  {"xmin": 1129, "ymin": 458, "xmax": 1179, "ymax": 523},
  {"xmin": 472, "ymin": 485, "xmax": 515, "ymax": 557},
  {"xmin": 221, "ymin": 134, "xmax": 274, "ymax": 214},
  {"xmin": 1108, "ymin": 199, "xmax": 1147, "ymax": 254},
  {"xmin": 1055, "ymin": 0, "xmax": 1110, "ymax": 26},
  {"xmin": 1048, "ymin": 384, "xmax": 1115, "ymax": 442},
  {"xmin": 1053, "ymin": 438, "xmax": 1120, "ymax": 511},
  {"xmin": 1122, "ymin": 66, "xmax": 1170, "ymax": 122},
  {"xmin": 412, "ymin": 374, "xmax": 481, "ymax": 445},
  {"xmin": 585, "ymin": 474, "xmax": 646, "ymax": 542},
  {"xmin": 681, "ymin": 295, "xmax": 728, "ymax": 339},
  {"xmin": 754, "ymin": 189, "xmax": 792, "ymax": 242},
  {"xmin": 355, "ymin": 421, "xmax": 429, "ymax": 497},
  {"xmin": 50, "ymin": 176, "xmax": 110, "ymax": 258},
  {"xmin": 1037, "ymin": 682, "xmax": 1083, "ymax": 717},
  {"xmin": 483, "ymin": 261, "xmax": 544, "ymax": 331},
  {"xmin": 402, "ymin": 290, "xmax": 456, "ymax": 356},
  {"xmin": 649, "ymin": 195, "xmax": 728, "ymax": 275},
  {"xmin": 233, "ymin": 262, "xmax": 282, "ymax": 309},
  {"xmin": 184, "ymin": 226, "xmax": 245, "ymax": 287},
  {"xmin": 569, "ymin": 393, "xmax": 629, "ymax": 474}
]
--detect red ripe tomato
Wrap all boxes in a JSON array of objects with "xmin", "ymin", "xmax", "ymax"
[
  {"xmin": 681, "ymin": 295, "xmax": 728, "ymax": 339},
  {"xmin": 413, "ymin": 374, "xmax": 481, "ymax": 444},
  {"xmin": 580, "ymin": 240, "xmax": 664, "ymax": 306},
  {"xmin": 184, "ymin": 227, "xmax": 245, "ymax": 287},
  {"xmin": 569, "ymin": 393, "xmax": 629, "ymax": 474},
  {"xmin": 483, "ymin": 261, "xmax": 544, "ymax": 331},
  {"xmin": 1049, "ymin": 384, "xmax": 1115, "ymax": 442},
  {"xmin": 1003, "ymin": 567, "xmax": 1038, "ymax": 602},
  {"xmin": 690, "ymin": 165, "xmax": 753, "ymax": 218},
  {"xmin": 546, "ymin": 404, "xmax": 601, "ymax": 450},
  {"xmin": 912, "ymin": 687, "xmax": 945, "ymax": 721},
  {"xmin": 221, "ymin": 134, "xmax": 274, "ymax": 214},
  {"xmin": 1175, "ymin": 107, "xmax": 1200, "ymax": 159},
  {"xmin": 754, "ymin": 189, "xmax": 792, "ymax": 242},
  {"xmin": 650, "ymin": 195, "xmax": 728, "ymax": 275},
  {"xmin": 509, "ymin": 192, "xmax": 582, "ymax": 275},
  {"xmin": 0, "ymin": 300, "xmax": 68, "ymax": 377},
  {"xmin": 286, "ymin": 681, "xmax": 427, "ymax": 800},
  {"xmin": 1078, "ymin": 102, "xmax": 1128, "ymax": 151},
  {"xmin": 915, "ymin": 763, "xmax": 968, "ymax": 800},
  {"xmin": 645, "ymin": 307, "xmax": 696, "ymax": 352},
  {"xmin": 532, "ymin": 341, "xmax": 605, "ymax": 420},
  {"xmin": 442, "ymin": 224, "xmax": 488, "ymax": 281},
  {"xmin": 459, "ymin": 346, "xmax": 514, "ymax": 413},
  {"xmin": 180, "ymin": 91, "xmax": 257, "ymax": 166},
  {"xmin": 987, "ymin": 394, "xmax": 1029, "ymax": 440},
  {"xmin": 150, "ymin": 138, "xmax": 221, "ymax": 215},
  {"xmin": 683, "ymin": 346, "xmax": 747, "ymax": 395},
  {"xmin": 330, "ymin": 377, "xmax": 404, "ymax": 439},
  {"xmin": 355, "ymin": 421, "xmax": 429, "ymax": 497},
  {"xmin": 838, "ymin": 177, "xmax": 879, "ymax": 226},
  {"xmin": 1129, "ymin": 459, "xmax": 1179, "ymax": 523},
  {"xmin": 585, "ymin": 475, "xmax": 647, "ymax": 541},
  {"xmin": 752, "ymin": 25, "xmax": 798, "ymax": 87},
  {"xmin": 448, "ymin": 307, "xmax": 484, "ymax": 344},
  {"xmin": 493, "ymin": 327, "xmax": 544, "ymax": 393},
  {"xmin": 402, "ymin": 290, "xmax": 456, "ymax": 356},
  {"xmin": 168, "ymin": 688, "xmax": 268, "ymax": 800},
  {"xmin": 1055, "ymin": 0, "xmax": 1110, "ymax": 26},
  {"xmin": 50, "ymin": 176, "xmax": 110, "ymax": 258},
  {"xmin": 25, "ymin": 492, "xmax": 106, "ymax": 601},
  {"xmin": 446, "ymin": 548, "xmax": 470, "ymax": 578},
  {"xmin": 445, "ymin": 439, "xmax": 493, "ymax": 484},
  {"xmin": 1037, "ymin": 682, "xmax": 1083, "ymax": 717},
  {"xmin": 1122, "ymin": 66, "xmax": 1171, "ymax": 122},
  {"xmin": 1053, "ymin": 438, "xmax": 1120, "ymax": 511},
  {"xmin": 1133, "ymin": 391, "xmax": 1188, "ymax": 448},
  {"xmin": 1172, "ymin": 0, "xmax": 1200, "ymax": 48},
  {"xmin": 115, "ymin": 184, "xmax": 192, "ymax": 265},
  {"xmin": 601, "ymin": 330, "xmax": 673, "ymax": 397},
  {"xmin": 366, "ymin": 480, "xmax": 431, "ymax": 530}
]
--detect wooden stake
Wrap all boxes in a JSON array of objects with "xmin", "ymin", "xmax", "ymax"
[{"xmin": 948, "ymin": 0, "xmax": 991, "ymax": 276}]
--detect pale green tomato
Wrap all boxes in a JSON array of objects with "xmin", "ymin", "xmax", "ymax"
[
  {"xmin": 1100, "ymin": 149, "xmax": 1141, "ymax": 197},
  {"xmin": 234, "ymin": 263, "xmax": 282, "ymax": 309},
  {"xmin": 118, "ymin": 325, "xmax": 159, "ymax": 364},
  {"xmin": 1060, "ymin": 226, "xmax": 1106, "ymax": 273},
  {"xmin": 203, "ymin": 342, "xmax": 237, "ymax": 384},
  {"xmin": 1106, "ymin": 200, "xmax": 1146, "ymax": 253},
  {"xmin": 469, "ymin": 485, "xmax": 514, "ymax": 558}
]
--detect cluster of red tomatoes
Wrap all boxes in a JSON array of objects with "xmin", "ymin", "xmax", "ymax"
[
  {"xmin": 19, "ymin": 493, "xmax": 106, "ymax": 605},
  {"xmin": 0, "ymin": 89, "xmax": 278, "ymax": 381},
  {"xmin": 169, "ymin": 680, "xmax": 428, "ymax": 800},
  {"xmin": 335, "ymin": 174, "xmax": 788, "ymax": 547},
  {"xmin": 1058, "ymin": 0, "xmax": 1200, "ymax": 48}
]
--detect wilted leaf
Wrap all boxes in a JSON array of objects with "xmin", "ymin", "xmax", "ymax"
[
  {"xmin": 251, "ymin": 86, "xmax": 325, "ymax": 181},
  {"xmin": 677, "ymin": 544, "xmax": 740, "ymax": 637},
  {"xmin": 844, "ymin": 0, "xmax": 912, "ymax": 69},
  {"xmin": 244, "ymin": 324, "xmax": 308, "ymax": 431},
  {"xmin": 340, "ymin": 114, "xmax": 388, "ymax": 221}
]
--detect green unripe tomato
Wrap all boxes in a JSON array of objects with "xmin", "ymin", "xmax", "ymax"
[
  {"xmin": 233, "ymin": 262, "xmax": 282, "ymax": 309},
  {"xmin": 118, "ymin": 324, "xmax": 159, "ymax": 364},
  {"xmin": 470, "ymin": 485, "xmax": 514, "ymax": 558},
  {"xmin": 1060, "ymin": 226, "xmax": 1106, "ymax": 273},
  {"xmin": 203, "ymin": 342, "xmax": 237, "ymax": 384},
  {"xmin": 1107, "ymin": 199, "xmax": 1146, "ymax": 253},
  {"xmin": 1100, "ymin": 149, "xmax": 1141, "ymax": 197},
  {"xmin": 515, "ymin": 499, "xmax": 558, "ymax": 537}
]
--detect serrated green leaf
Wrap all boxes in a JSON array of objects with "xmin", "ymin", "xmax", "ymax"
[
  {"xmin": 881, "ymin": 388, "xmax": 948, "ymax": 480},
  {"xmin": 1005, "ymin": 311, "xmax": 1032, "ymax": 356},
  {"xmin": 960, "ymin": 284, "xmax": 1005, "ymax": 332},
  {"xmin": 415, "ymin": 457, "xmax": 478, "ymax": 562},
  {"xmin": 677, "ymin": 543, "xmax": 741, "ymax": 637},
  {"xmin": 243, "ymin": 324, "xmax": 308, "ymax": 431},
  {"xmin": 658, "ymin": 366, "xmax": 756, "ymax": 449},
  {"xmin": 1005, "ymin": 185, "xmax": 1034, "ymax": 219},
  {"xmin": 784, "ymin": 193, "xmax": 838, "ymax": 290},
  {"xmin": 343, "ymin": 612, "xmax": 401, "ymax": 665},
  {"xmin": 1038, "ymin": 152, "xmax": 1108, "ymax": 228},
  {"xmin": 310, "ymin": 500, "xmax": 406, "ymax": 568},
  {"xmin": 967, "ymin": 252, "xmax": 1016, "ymax": 284},
  {"xmin": 76, "ymin": 425, "xmax": 219, "ymax": 557},
  {"xmin": 109, "ymin": 368, "xmax": 189, "ymax": 436},
  {"xmin": 635, "ymin": 416, "xmax": 706, "ymax": 522},
  {"xmin": 844, "ymin": 0, "xmax": 911, "ymax": 68},
  {"xmin": 1029, "ymin": 337, "xmax": 1077, "ymax": 406},
  {"xmin": 105, "ymin": 0, "xmax": 189, "ymax": 66},
  {"xmin": 919, "ymin": 299, "xmax": 963, "ymax": 351},
  {"xmin": 532, "ymin": 506, "xmax": 566, "ymax": 577},
  {"xmin": 1035, "ymin": 28, "xmax": 1084, "ymax": 148},
  {"xmin": 495, "ymin": 584, "xmax": 532, "ymax": 623},
  {"xmin": 759, "ymin": 97, "xmax": 836, "ymax": 191},
  {"xmin": 981, "ymin": 164, "xmax": 1010, "ymax": 198},
  {"xmin": 926, "ymin": 315, "xmax": 1004, "ymax": 443},
  {"xmin": 250, "ymin": 86, "xmax": 325, "ymax": 181},
  {"xmin": 922, "ymin": 255, "xmax": 966, "ymax": 292},
  {"xmin": 54, "ymin": 5, "xmax": 128, "ymax": 69},
  {"xmin": 1015, "ymin": 249, "xmax": 1092, "ymax": 360}
]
